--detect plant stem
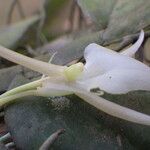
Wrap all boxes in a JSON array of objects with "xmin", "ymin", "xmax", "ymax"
[{"xmin": 39, "ymin": 129, "xmax": 65, "ymax": 150}]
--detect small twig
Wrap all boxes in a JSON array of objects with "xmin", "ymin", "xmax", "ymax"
[{"xmin": 39, "ymin": 129, "xmax": 65, "ymax": 150}]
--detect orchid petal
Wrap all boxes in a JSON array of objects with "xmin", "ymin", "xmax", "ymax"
[
  {"xmin": 121, "ymin": 30, "xmax": 144, "ymax": 57},
  {"xmin": 81, "ymin": 42, "xmax": 148, "ymax": 79},
  {"xmin": 78, "ymin": 69, "xmax": 150, "ymax": 94},
  {"xmin": 0, "ymin": 45, "xmax": 66, "ymax": 76}
]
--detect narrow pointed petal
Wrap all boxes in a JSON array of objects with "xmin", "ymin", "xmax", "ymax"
[
  {"xmin": 81, "ymin": 42, "xmax": 149, "ymax": 79},
  {"xmin": 78, "ymin": 69, "xmax": 150, "ymax": 94},
  {"xmin": 0, "ymin": 45, "xmax": 66, "ymax": 76},
  {"xmin": 121, "ymin": 30, "xmax": 144, "ymax": 57},
  {"xmin": 76, "ymin": 91, "xmax": 150, "ymax": 126}
]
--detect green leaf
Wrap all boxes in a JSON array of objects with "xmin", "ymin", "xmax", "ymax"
[
  {"xmin": 0, "ymin": 15, "xmax": 39, "ymax": 48},
  {"xmin": 4, "ymin": 96, "xmax": 135, "ymax": 150},
  {"xmin": 77, "ymin": 0, "xmax": 117, "ymax": 29},
  {"xmin": 78, "ymin": 0, "xmax": 150, "ymax": 41},
  {"xmin": 103, "ymin": 0, "xmax": 150, "ymax": 41}
]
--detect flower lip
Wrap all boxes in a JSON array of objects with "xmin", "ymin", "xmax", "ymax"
[{"xmin": 76, "ymin": 30, "xmax": 150, "ymax": 94}]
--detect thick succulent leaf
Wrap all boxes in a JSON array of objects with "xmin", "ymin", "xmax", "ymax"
[
  {"xmin": 77, "ymin": 0, "xmax": 117, "ymax": 29},
  {"xmin": 103, "ymin": 0, "xmax": 150, "ymax": 41},
  {"xmin": 4, "ymin": 96, "xmax": 135, "ymax": 150},
  {"xmin": 78, "ymin": 0, "xmax": 150, "ymax": 41},
  {"xmin": 0, "ymin": 15, "xmax": 39, "ymax": 48}
]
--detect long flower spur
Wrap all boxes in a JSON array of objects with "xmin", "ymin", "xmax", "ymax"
[{"xmin": 0, "ymin": 30, "xmax": 150, "ymax": 126}]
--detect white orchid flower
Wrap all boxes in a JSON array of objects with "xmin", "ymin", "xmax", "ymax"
[{"xmin": 0, "ymin": 30, "xmax": 150, "ymax": 126}]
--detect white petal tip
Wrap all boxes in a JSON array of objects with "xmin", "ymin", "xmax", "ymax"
[{"xmin": 121, "ymin": 30, "xmax": 144, "ymax": 57}]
